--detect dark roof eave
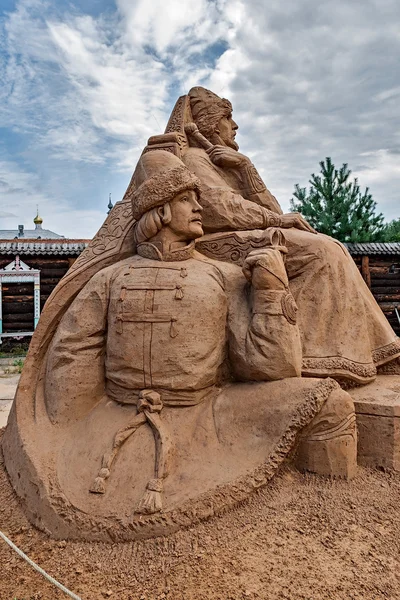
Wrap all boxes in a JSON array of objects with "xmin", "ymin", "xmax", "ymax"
[
  {"xmin": 344, "ymin": 242, "xmax": 400, "ymax": 256},
  {"xmin": 0, "ymin": 239, "xmax": 91, "ymax": 256}
]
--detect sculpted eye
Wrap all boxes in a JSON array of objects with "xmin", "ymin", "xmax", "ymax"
[{"xmin": 181, "ymin": 196, "xmax": 188, "ymax": 202}]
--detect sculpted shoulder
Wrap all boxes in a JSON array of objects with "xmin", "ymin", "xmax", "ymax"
[
  {"xmin": 193, "ymin": 249, "xmax": 245, "ymax": 290},
  {"xmin": 84, "ymin": 256, "xmax": 139, "ymax": 287},
  {"xmin": 182, "ymin": 146, "xmax": 211, "ymax": 166}
]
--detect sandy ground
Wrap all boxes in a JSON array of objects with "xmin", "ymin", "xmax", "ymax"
[
  {"xmin": 1, "ymin": 372, "xmax": 399, "ymax": 599},
  {"xmin": 1, "ymin": 425, "xmax": 400, "ymax": 600}
]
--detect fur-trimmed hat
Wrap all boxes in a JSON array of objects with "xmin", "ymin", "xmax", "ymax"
[{"xmin": 130, "ymin": 150, "xmax": 201, "ymax": 221}]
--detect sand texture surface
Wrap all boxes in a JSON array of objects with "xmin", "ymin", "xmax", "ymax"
[{"xmin": 1, "ymin": 428, "xmax": 399, "ymax": 600}]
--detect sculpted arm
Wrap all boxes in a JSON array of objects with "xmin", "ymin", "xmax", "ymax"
[
  {"xmin": 225, "ymin": 250, "xmax": 302, "ymax": 381},
  {"xmin": 45, "ymin": 269, "xmax": 112, "ymax": 423},
  {"xmin": 183, "ymin": 150, "xmax": 316, "ymax": 235},
  {"xmin": 183, "ymin": 151, "xmax": 279, "ymax": 232},
  {"xmin": 206, "ymin": 145, "xmax": 282, "ymax": 214}
]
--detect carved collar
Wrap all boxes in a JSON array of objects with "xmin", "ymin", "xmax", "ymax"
[{"xmin": 136, "ymin": 241, "xmax": 195, "ymax": 262}]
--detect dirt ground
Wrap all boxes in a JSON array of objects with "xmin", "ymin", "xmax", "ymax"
[{"xmin": 1, "ymin": 427, "xmax": 399, "ymax": 600}]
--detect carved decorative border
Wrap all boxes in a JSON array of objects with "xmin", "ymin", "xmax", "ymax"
[
  {"xmin": 302, "ymin": 340, "xmax": 400, "ymax": 383},
  {"xmin": 302, "ymin": 356, "xmax": 376, "ymax": 381},
  {"xmin": 196, "ymin": 231, "xmax": 275, "ymax": 266},
  {"xmin": 372, "ymin": 341, "xmax": 400, "ymax": 366},
  {"xmin": 70, "ymin": 201, "xmax": 134, "ymax": 271}
]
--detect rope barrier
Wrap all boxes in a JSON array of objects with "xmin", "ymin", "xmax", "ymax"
[{"xmin": 0, "ymin": 530, "xmax": 82, "ymax": 600}]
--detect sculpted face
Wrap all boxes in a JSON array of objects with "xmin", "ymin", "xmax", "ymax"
[
  {"xmin": 217, "ymin": 112, "xmax": 239, "ymax": 150},
  {"xmin": 166, "ymin": 189, "xmax": 204, "ymax": 241}
]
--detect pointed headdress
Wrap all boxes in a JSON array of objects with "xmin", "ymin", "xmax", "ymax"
[{"xmin": 188, "ymin": 86, "xmax": 232, "ymax": 140}]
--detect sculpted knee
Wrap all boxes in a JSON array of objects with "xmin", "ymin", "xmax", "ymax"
[{"xmin": 317, "ymin": 387, "xmax": 356, "ymax": 425}]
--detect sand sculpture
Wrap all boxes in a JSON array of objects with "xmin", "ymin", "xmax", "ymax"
[{"xmin": 3, "ymin": 87, "xmax": 400, "ymax": 542}]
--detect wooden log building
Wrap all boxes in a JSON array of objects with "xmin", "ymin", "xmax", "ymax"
[
  {"xmin": 345, "ymin": 242, "xmax": 400, "ymax": 336},
  {"xmin": 0, "ymin": 233, "xmax": 398, "ymax": 343},
  {"xmin": 0, "ymin": 240, "xmax": 89, "ymax": 342}
]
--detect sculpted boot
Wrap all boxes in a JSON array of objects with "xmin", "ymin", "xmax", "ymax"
[{"xmin": 295, "ymin": 387, "xmax": 357, "ymax": 479}]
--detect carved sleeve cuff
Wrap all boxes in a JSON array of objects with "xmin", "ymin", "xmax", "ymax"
[
  {"xmin": 252, "ymin": 290, "xmax": 298, "ymax": 325},
  {"xmin": 264, "ymin": 212, "xmax": 282, "ymax": 228}
]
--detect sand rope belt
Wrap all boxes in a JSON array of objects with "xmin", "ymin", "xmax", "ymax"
[{"xmin": 0, "ymin": 530, "xmax": 82, "ymax": 600}]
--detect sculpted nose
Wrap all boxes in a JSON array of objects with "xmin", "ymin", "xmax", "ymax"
[
  {"xmin": 232, "ymin": 119, "xmax": 238, "ymax": 130},
  {"xmin": 193, "ymin": 198, "xmax": 203, "ymax": 212}
]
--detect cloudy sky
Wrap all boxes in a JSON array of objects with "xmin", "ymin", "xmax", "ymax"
[{"xmin": 0, "ymin": 0, "xmax": 399, "ymax": 238}]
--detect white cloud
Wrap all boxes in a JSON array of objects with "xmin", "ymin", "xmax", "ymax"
[
  {"xmin": 117, "ymin": 0, "xmax": 209, "ymax": 52},
  {"xmin": 0, "ymin": 2, "xmax": 170, "ymax": 166},
  {"xmin": 0, "ymin": 157, "xmax": 66, "ymax": 227},
  {"xmin": 0, "ymin": 0, "xmax": 399, "ymax": 239},
  {"xmin": 204, "ymin": 0, "xmax": 400, "ymax": 221},
  {"xmin": 353, "ymin": 150, "xmax": 400, "ymax": 220},
  {"xmin": 0, "ymin": 156, "xmax": 108, "ymax": 237},
  {"xmin": 47, "ymin": 17, "xmax": 168, "ymax": 138}
]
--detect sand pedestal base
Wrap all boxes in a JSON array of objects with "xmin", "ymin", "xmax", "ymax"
[{"xmin": 352, "ymin": 375, "xmax": 400, "ymax": 470}]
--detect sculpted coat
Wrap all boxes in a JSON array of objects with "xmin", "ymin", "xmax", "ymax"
[{"xmin": 46, "ymin": 243, "xmax": 303, "ymax": 425}]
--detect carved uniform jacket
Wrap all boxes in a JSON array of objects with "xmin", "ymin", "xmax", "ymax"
[{"xmin": 45, "ymin": 242, "xmax": 301, "ymax": 419}]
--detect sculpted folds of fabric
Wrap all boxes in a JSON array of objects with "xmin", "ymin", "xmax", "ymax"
[{"xmin": 176, "ymin": 89, "xmax": 400, "ymax": 384}]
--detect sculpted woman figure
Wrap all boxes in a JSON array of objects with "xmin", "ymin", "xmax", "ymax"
[{"xmin": 175, "ymin": 87, "xmax": 400, "ymax": 385}]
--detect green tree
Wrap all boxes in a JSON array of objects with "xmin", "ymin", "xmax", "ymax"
[
  {"xmin": 381, "ymin": 218, "xmax": 400, "ymax": 242},
  {"xmin": 290, "ymin": 157, "xmax": 385, "ymax": 242}
]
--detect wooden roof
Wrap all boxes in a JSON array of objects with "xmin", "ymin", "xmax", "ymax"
[
  {"xmin": 344, "ymin": 242, "xmax": 400, "ymax": 255},
  {"xmin": 0, "ymin": 240, "xmax": 90, "ymax": 256}
]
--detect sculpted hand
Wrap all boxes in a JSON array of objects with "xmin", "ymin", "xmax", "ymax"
[
  {"xmin": 207, "ymin": 145, "xmax": 250, "ymax": 168},
  {"xmin": 278, "ymin": 213, "xmax": 317, "ymax": 234},
  {"xmin": 243, "ymin": 249, "xmax": 289, "ymax": 291}
]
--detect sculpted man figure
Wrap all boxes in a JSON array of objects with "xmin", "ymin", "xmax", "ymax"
[
  {"xmin": 3, "ymin": 150, "xmax": 356, "ymax": 541},
  {"xmin": 176, "ymin": 87, "xmax": 400, "ymax": 385}
]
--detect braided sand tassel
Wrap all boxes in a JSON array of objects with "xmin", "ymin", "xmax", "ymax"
[
  {"xmin": 89, "ymin": 390, "xmax": 170, "ymax": 513},
  {"xmin": 89, "ymin": 411, "xmax": 147, "ymax": 495},
  {"xmin": 90, "ymin": 467, "xmax": 110, "ymax": 494},
  {"xmin": 175, "ymin": 284, "xmax": 184, "ymax": 299},
  {"xmin": 137, "ymin": 478, "xmax": 163, "ymax": 514}
]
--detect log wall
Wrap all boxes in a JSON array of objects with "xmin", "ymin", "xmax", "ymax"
[
  {"xmin": 352, "ymin": 255, "xmax": 400, "ymax": 336},
  {"xmin": 1, "ymin": 252, "xmax": 399, "ymax": 337},
  {"xmin": 0, "ymin": 256, "xmax": 71, "ymax": 333}
]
